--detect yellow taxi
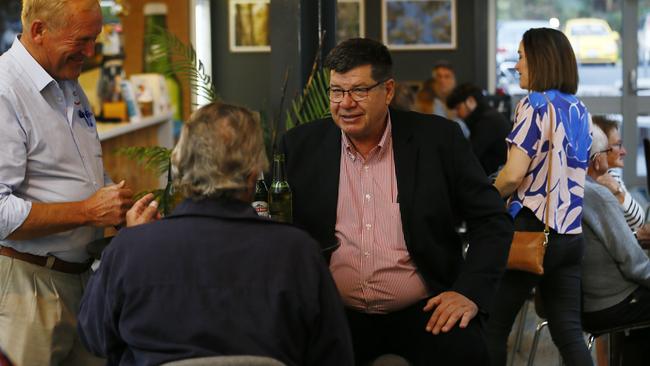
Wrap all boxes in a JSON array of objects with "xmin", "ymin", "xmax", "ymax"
[{"xmin": 564, "ymin": 18, "xmax": 619, "ymax": 65}]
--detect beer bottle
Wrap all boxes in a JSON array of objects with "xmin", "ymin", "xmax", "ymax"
[
  {"xmin": 269, "ymin": 154, "xmax": 292, "ymax": 223},
  {"xmin": 252, "ymin": 172, "xmax": 269, "ymax": 217}
]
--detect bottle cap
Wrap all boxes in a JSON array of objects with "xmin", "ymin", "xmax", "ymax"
[{"xmin": 144, "ymin": 3, "xmax": 168, "ymax": 15}]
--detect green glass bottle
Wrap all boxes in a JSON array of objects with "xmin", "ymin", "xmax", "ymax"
[
  {"xmin": 143, "ymin": 3, "xmax": 182, "ymax": 129},
  {"xmin": 269, "ymin": 154, "xmax": 292, "ymax": 223},
  {"xmin": 252, "ymin": 172, "xmax": 269, "ymax": 217}
]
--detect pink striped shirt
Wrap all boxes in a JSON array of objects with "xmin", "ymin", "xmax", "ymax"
[{"xmin": 330, "ymin": 118, "xmax": 429, "ymax": 314}]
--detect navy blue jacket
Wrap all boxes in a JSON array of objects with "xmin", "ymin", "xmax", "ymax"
[{"xmin": 78, "ymin": 198, "xmax": 353, "ymax": 366}]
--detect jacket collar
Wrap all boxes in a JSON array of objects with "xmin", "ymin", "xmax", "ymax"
[{"xmin": 165, "ymin": 198, "xmax": 267, "ymax": 222}]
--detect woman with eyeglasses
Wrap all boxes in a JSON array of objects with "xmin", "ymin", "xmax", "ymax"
[
  {"xmin": 582, "ymin": 124, "xmax": 650, "ymax": 365},
  {"xmin": 486, "ymin": 28, "xmax": 594, "ymax": 366},
  {"xmin": 591, "ymin": 116, "xmax": 645, "ymax": 230}
]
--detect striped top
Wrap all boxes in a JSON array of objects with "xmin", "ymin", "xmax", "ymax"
[
  {"xmin": 609, "ymin": 168, "xmax": 645, "ymax": 230},
  {"xmin": 330, "ymin": 117, "xmax": 429, "ymax": 314},
  {"xmin": 506, "ymin": 90, "xmax": 592, "ymax": 234}
]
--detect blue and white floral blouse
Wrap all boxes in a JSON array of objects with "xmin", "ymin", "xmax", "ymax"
[{"xmin": 506, "ymin": 90, "xmax": 592, "ymax": 234}]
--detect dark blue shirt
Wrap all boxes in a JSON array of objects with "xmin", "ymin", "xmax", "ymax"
[{"xmin": 77, "ymin": 199, "xmax": 353, "ymax": 366}]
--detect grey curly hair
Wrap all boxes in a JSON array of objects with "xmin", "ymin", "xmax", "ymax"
[{"xmin": 171, "ymin": 101, "xmax": 268, "ymax": 200}]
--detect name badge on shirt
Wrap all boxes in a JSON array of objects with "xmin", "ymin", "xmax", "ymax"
[{"xmin": 78, "ymin": 109, "xmax": 94, "ymax": 127}]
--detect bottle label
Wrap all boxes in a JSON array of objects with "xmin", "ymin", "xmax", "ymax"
[{"xmin": 252, "ymin": 201, "xmax": 270, "ymax": 217}]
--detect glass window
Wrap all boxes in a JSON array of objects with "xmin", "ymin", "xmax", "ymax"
[{"xmin": 496, "ymin": 0, "xmax": 622, "ymax": 97}]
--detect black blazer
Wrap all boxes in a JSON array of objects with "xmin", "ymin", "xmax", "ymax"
[{"xmin": 281, "ymin": 108, "xmax": 513, "ymax": 311}]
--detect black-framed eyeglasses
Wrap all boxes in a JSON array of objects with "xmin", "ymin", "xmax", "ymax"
[
  {"xmin": 327, "ymin": 80, "xmax": 387, "ymax": 103},
  {"xmin": 590, "ymin": 148, "xmax": 613, "ymax": 161}
]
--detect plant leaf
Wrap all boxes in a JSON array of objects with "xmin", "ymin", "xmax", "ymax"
[{"xmin": 115, "ymin": 146, "xmax": 171, "ymax": 176}]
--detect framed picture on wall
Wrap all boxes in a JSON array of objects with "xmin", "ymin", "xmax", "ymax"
[
  {"xmin": 382, "ymin": 0, "xmax": 456, "ymax": 50},
  {"xmin": 229, "ymin": 0, "xmax": 271, "ymax": 52},
  {"xmin": 336, "ymin": 0, "xmax": 365, "ymax": 43}
]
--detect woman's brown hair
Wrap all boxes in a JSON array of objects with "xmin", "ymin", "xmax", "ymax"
[{"xmin": 522, "ymin": 28, "xmax": 578, "ymax": 94}]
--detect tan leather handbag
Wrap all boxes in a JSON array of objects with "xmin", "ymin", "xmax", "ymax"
[{"xmin": 506, "ymin": 98, "xmax": 554, "ymax": 275}]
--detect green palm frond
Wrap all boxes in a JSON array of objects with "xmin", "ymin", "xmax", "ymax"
[
  {"xmin": 146, "ymin": 26, "xmax": 218, "ymax": 104},
  {"xmin": 116, "ymin": 146, "xmax": 171, "ymax": 176},
  {"xmin": 285, "ymin": 68, "xmax": 331, "ymax": 130}
]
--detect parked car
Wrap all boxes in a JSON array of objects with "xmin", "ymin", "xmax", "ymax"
[
  {"xmin": 564, "ymin": 18, "xmax": 619, "ymax": 65},
  {"xmin": 497, "ymin": 20, "xmax": 550, "ymax": 65}
]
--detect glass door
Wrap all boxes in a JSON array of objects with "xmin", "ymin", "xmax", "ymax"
[
  {"xmin": 492, "ymin": 0, "xmax": 648, "ymax": 190},
  {"xmin": 634, "ymin": 1, "xmax": 650, "ymax": 187}
]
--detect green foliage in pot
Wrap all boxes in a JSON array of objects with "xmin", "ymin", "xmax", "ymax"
[{"xmin": 119, "ymin": 28, "xmax": 330, "ymax": 215}]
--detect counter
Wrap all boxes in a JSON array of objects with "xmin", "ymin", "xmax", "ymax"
[{"xmin": 98, "ymin": 112, "xmax": 174, "ymax": 194}]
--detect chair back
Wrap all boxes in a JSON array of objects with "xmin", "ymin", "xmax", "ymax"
[{"xmin": 161, "ymin": 355, "xmax": 287, "ymax": 366}]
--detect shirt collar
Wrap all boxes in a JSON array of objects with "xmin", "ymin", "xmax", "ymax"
[
  {"xmin": 341, "ymin": 114, "xmax": 392, "ymax": 161},
  {"xmin": 167, "ymin": 197, "xmax": 267, "ymax": 222},
  {"xmin": 9, "ymin": 36, "xmax": 55, "ymax": 92}
]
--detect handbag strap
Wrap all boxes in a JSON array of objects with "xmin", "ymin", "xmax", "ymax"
[{"xmin": 542, "ymin": 94, "xmax": 554, "ymax": 242}]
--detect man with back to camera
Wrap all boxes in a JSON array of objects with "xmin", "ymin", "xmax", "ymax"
[
  {"xmin": 281, "ymin": 38, "xmax": 513, "ymax": 365},
  {"xmin": 77, "ymin": 101, "xmax": 354, "ymax": 366},
  {"xmin": 0, "ymin": 1, "xmax": 134, "ymax": 364},
  {"xmin": 446, "ymin": 83, "xmax": 511, "ymax": 177}
]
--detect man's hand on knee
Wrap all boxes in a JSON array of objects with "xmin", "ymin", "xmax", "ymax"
[{"xmin": 422, "ymin": 291, "xmax": 478, "ymax": 335}]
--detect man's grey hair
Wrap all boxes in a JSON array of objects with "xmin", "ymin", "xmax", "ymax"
[
  {"xmin": 21, "ymin": 0, "xmax": 99, "ymax": 30},
  {"xmin": 171, "ymin": 102, "xmax": 269, "ymax": 200},
  {"xmin": 589, "ymin": 123, "xmax": 608, "ymax": 160}
]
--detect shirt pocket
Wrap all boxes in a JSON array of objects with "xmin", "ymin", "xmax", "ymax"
[{"xmin": 376, "ymin": 202, "xmax": 407, "ymax": 252}]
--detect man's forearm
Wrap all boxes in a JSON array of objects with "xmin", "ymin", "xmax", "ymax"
[{"xmin": 7, "ymin": 201, "xmax": 89, "ymax": 240}]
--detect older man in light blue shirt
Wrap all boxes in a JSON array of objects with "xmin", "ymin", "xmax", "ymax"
[{"xmin": 0, "ymin": 1, "xmax": 134, "ymax": 365}]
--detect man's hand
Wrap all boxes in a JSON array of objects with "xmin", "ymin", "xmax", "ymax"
[
  {"xmin": 83, "ymin": 180, "xmax": 133, "ymax": 227},
  {"xmin": 126, "ymin": 193, "xmax": 160, "ymax": 227},
  {"xmin": 423, "ymin": 291, "xmax": 478, "ymax": 335}
]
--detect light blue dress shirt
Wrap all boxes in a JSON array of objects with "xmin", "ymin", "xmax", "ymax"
[{"xmin": 0, "ymin": 37, "xmax": 109, "ymax": 262}]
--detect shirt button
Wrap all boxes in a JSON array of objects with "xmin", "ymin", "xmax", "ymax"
[
  {"xmin": 363, "ymin": 165, "xmax": 369, "ymax": 171},
  {"xmin": 364, "ymin": 251, "xmax": 370, "ymax": 257},
  {"xmin": 365, "ymin": 223, "xmax": 372, "ymax": 230},
  {"xmin": 365, "ymin": 193, "xmax": 371, "ymax": 200}
]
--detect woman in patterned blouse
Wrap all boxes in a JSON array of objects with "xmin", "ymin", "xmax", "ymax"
[{"xmin": 486, "ymin": 28, "xmax": 594, "ymax": 366}]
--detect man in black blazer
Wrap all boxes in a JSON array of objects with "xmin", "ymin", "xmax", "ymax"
[{"xmin": 282, "ymin": 38, "xmax": 513, "ymax": 365}]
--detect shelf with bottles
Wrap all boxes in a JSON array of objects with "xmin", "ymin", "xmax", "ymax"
[{"xmin": 97, "ymin": 111, "xmax": 173, "ymax": 143}]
